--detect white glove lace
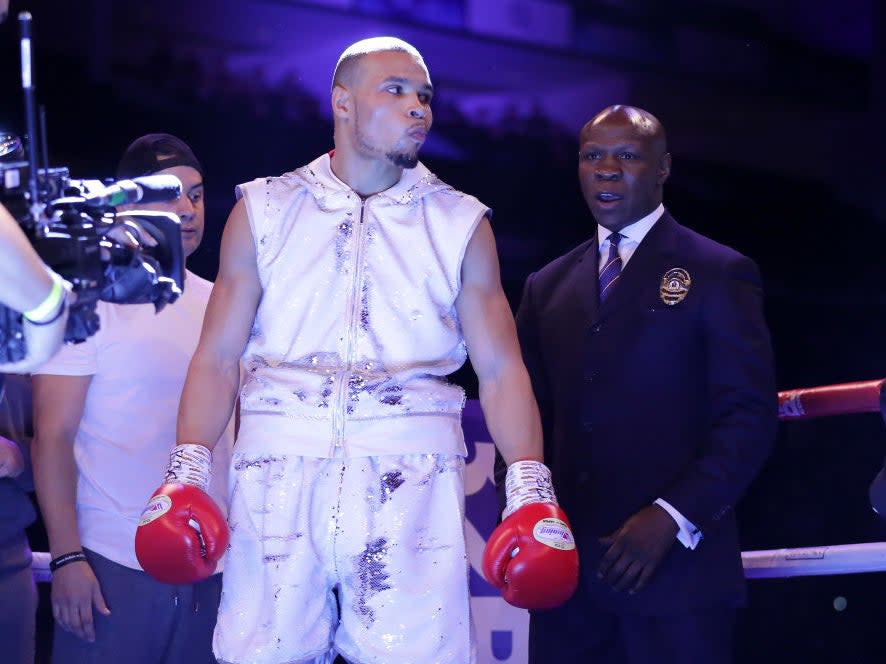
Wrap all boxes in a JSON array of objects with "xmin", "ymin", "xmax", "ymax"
[
  {"xmin": 164, "ymin": 444, "xmax": 212, "ymax": 491},
  {"xmin": 503, "ymin": 459, "xmax": 557, "ymax": 520}
]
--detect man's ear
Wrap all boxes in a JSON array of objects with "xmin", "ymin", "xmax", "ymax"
[
  {"xmin": 658, "ymin": 152, "xmax": 672, "ymax": 185},
  {"xmin": 331, "ymin": 84, "xmax": 351, "ymax": 120}
]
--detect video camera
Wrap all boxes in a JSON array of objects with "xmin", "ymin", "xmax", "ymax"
[{"xmin": 0, "ymin": 12, "xmax": 185, "ymax": 364}]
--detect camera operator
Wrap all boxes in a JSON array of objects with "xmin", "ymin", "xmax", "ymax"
[
  {"xmin": 0, "ymin": 202, "xmax": 72, "ymax": 374},
  {"xmin": 31, "ymin": 134, "xmax": 233, "ymax": 664}
]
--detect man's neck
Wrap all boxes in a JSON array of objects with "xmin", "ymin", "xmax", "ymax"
[{"xmin": 330, "ymin": 150, "xmax": 403, "ymax": 197}]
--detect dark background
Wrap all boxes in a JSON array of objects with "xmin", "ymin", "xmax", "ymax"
[{"xmin": 2, "ymin": 0, "xmax": 885, "ymax": 661}]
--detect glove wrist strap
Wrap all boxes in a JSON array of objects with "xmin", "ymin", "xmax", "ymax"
[
  {"xmin": 503, "ymin": 460, "xmax": 557, "ymax": 520},
  {"xmin": 165, "ymin": 443, "xmax": 212, "ymax": 491}
]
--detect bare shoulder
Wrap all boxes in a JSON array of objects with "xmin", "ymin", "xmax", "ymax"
[
  {"xmin": 461, "ymin": 215, "xmax": 500, "ymax": 288},
  {"xmin": 218, "ymin": 198, "xmax": 260, "ymax": 282}
]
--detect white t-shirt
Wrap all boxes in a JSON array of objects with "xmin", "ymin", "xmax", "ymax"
[{"xmin": 35, "ymin": 270, "xmax": 234, "ymax": 570}]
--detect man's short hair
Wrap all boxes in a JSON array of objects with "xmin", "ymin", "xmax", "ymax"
[
  {"xmin": 331, "ymin": 36, "xmax": 428, "ymax": 92},
  {"xmin": 116, "ymin": 133, "xmax": 204, "ymax": 180}
]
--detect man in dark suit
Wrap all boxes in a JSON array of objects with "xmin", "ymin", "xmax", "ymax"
[{"xmin": 515, "ymin": 105, "xmax": 777, "ymax": 663}]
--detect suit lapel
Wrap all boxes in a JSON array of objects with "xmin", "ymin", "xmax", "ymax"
[{"xmin": 597, "ymin": 212, "xmax": 681, "ymax": 319}]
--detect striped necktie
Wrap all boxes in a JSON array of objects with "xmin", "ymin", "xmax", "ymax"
[{"xmin": 599, "ymin": 232, "xmax": 624, "ymax": 304}]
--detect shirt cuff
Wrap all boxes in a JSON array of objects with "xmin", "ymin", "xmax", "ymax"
[{"xmin": 654, "ymin": 498, "xmax": 702, "ymax": 550}]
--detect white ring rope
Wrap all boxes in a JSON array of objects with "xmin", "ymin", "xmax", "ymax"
[
  {"xmin": 742, "ymin": 543, "xmax": 886, "ymax": 578},
  {"xmin": 31, "ymin": 550, "xmax": 51, "ymax": 583}
]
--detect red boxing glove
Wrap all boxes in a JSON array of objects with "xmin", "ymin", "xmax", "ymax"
[
  {"xmin": 135, "ymin": 444, "xmax": 228, "ymax": 585},
  {"xmin": 482, "ymin": 460, "xmax": 579, "ymax": 609}
]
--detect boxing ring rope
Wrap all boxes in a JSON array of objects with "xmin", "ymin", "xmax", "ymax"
[
  {"xmin": 32, "ymin": 551, "xmax": 51, "ymax": 584},
  {"xmin": 29, "ymin": 380, "xmax": 886, "ymax": 583},
  {"xmin": 742, "ymin": 378, "xmax": 886, "ymax": 579},
  {"xmin": 774, "ymin": 379, "xmax": 885, "ymax": 421}
]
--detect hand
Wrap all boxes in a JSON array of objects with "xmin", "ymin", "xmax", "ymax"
[
  {"xmin": 1, "ymin": 288, "xmax": 74, "ymax": 375},
  {"xmin": 597, "ymin": 503, "xmax": 679, "ymax": 594},
  {"xmin": 50, "ymin": 560, "xmax": 110, "ymax": 643},
  {"xmin": 0, "ymin": 436, "xmax": 25, "ymax": 478},
  {"xmin": 105, "ymin": 219, "xmax": 157, "ymax": 249}
]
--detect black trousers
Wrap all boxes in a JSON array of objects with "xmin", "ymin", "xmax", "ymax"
[
  {"xmin": 52, "ymin": 548, "xmax": 221, "ymax": 664},
  {"xmin": 0, "ymin": 534, "xmax": 37, "ymax": 664},
  {"xmin": 529, "ymin": 584, "xmax": 735, "ymax": 664}
]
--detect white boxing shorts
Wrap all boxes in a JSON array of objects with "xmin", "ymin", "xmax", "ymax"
[{"xmin": 214, "ymin": 452, "xmax": 477, "ymax": 664}]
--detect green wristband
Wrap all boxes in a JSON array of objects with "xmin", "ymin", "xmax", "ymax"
[{"xmin": 23, "ymin": 271, "xmax": 64, "ymax": 323}]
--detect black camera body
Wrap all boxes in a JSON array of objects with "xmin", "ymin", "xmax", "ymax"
[
  {"xmin": 0, "ymin": 11, "xmax": 186, "ymax": 364},
  {"xmin": 0, "ymin": 155, "xmax": 185, "ymax": 363}
]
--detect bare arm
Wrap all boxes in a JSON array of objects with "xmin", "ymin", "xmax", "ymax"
[
  {"xmin": 177, "ymin": 197, "xmax": 261, "ymax": 448},
  {"xmin": 32, "ymin": 374, "xmax": 90, "ymax": 559},
  {"xmin": 0, "ymin": 203, "xmax": 72, "ymax": 374},
  {"xmin": 0, "ymin": 202, "xmax": 55, "ymax": 313},
  {"xmin": 32, "ymin": 373, "xmax": 109, "ymax": 641},
  {"xmin": 455, "ymin": 217, "xmax": 542, "ymax": 466}
]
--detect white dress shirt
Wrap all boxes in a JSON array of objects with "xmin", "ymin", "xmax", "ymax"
[{"xmin": 596, "ymin": 204, "xmax": 702, "ymax": 550}]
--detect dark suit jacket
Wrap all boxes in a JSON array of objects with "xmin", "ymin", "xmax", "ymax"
[{"xmin": 516, "ymin": 211, "xmax": 778, "ymax": 616}]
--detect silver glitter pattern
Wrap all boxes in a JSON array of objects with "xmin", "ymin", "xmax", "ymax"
[
  {"xmin": 352, "ymin": 536, "xmax": 392, "ymax": 628},
  {"xmin": 215, "ymin": 452, "xmax": 477, "ymax": 663},
  {"xmin": 379, "ymin": 470, "xmax": 405, "ymax": 504},
  {"xmin": 236, "ymin": 153, "xmax": 489, "ymax": 457}
]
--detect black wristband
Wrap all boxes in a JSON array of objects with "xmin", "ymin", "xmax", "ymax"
[{"xmin": 49, "ymin": 550, "xmax": 87, "ymax": 572}]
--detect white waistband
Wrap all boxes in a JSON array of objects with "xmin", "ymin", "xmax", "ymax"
[{"xmin": 235, "ymin": 412, "xmax": 467, "ymax": 459}]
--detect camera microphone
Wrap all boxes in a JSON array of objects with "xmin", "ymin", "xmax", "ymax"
[{"xmin": 81, "ymin": 174, "xmax": 183, "ymax": 208}]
